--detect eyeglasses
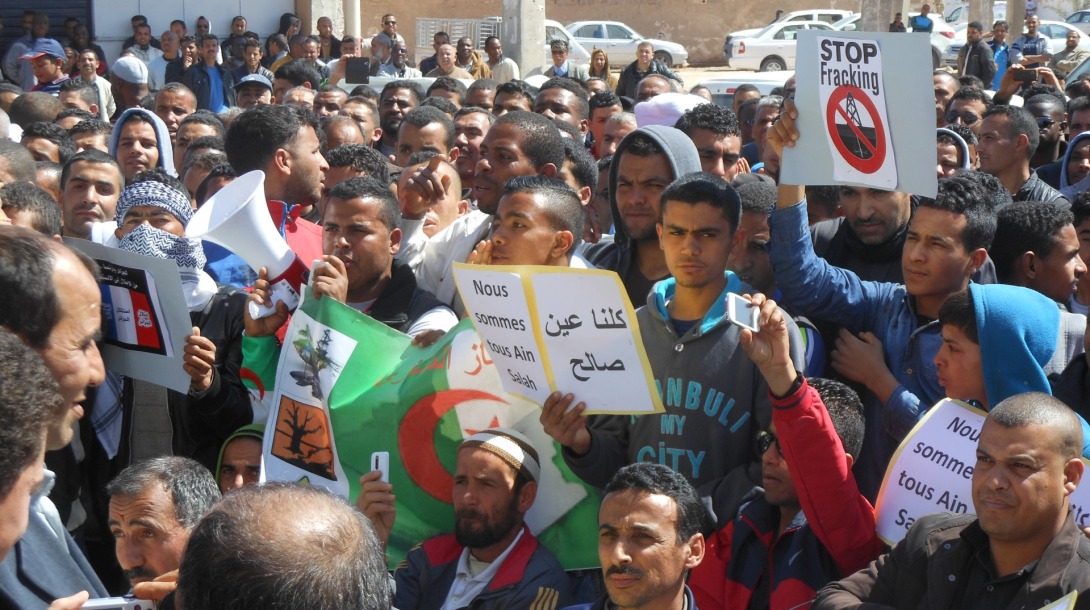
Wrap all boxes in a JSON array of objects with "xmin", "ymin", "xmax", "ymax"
[
  {"xmin": 945, "ymin": 111, "xmax": 981, "ymax": 126},
  {"xmin": 384, "ymin": 21, "xmax": 397, "ymax": 26},
  {"xmin": 756, "ymin": 430, "xmax": 783, "ymax": 458},
  {"xmin": 1036, "ymin": 116, "xmax": 1058, "ymax": 130}
]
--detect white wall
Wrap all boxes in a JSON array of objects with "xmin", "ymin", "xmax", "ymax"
[{"xmin": 92, "ymin": 0, "xmax": 295, "ymax": 64}]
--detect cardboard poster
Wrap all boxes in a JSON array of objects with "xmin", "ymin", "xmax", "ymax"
[
  {"xmin": 452, "ymin": 263, "xmax": 664, "ymax": 415},
  {"xmin": 66, "ymin": 238, "xmax": 191, "ymax": 393},
  {"xmin": 783, "ymin": 30, "xmax": 938, "ymax": 198}
]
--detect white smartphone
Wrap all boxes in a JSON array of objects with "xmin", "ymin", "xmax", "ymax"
[
  {"xmin": 727, "ymin": 293, "xmax": 760, "ymax": 332},
  {"xmin": 82, "ymin": 598, "xmax": 154, "ymax": 610},
  {"xmin": 371, "ymin": 451, "xmax": 390, "ymax": 483}
]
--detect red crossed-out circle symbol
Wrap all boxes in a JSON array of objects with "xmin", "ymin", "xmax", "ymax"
[{"xmin": 825, "ymin": 85, "xmax": 886, "ymax": 174}]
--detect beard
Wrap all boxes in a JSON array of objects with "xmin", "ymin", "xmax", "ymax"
[{"xmin": 454, "ymin": 494, "xmax": 521, "ymax": 549}]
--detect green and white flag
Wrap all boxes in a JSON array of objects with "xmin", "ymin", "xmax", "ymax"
[{"xmin": 242, "ymin": 289, "xmax": 601, "ymax": 569}]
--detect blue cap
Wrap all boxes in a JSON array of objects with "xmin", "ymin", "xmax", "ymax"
[
  {"xmin": 234, "ymin": 73, "xmax": 272, "ymax": 91},
  {"xmin": 20, "ymin": 38, "xmax": 66, "ymax": 61}
]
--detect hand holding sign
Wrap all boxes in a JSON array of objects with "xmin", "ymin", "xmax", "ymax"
[
  {"xmin": 540, "ymin": 391, "xmax": 591, "ymax": 456},
  {"xmin": 765, "ymin": 98, "xmax": 801, "ymax": 159}
]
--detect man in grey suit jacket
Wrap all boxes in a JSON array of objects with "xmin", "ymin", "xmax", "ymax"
[
  {"xmin": 0, "ymin": 228, "xmax": 110, "ymax": 608},
  {"xmin": 544, "ymin": 39, "xmax": 590, "ymax": 82}
]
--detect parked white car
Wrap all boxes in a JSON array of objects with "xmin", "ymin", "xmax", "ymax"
[
  {"xmin": 945, "ymin": 1, "xmax": 1007, "ymax": 24},
  {"xmin": 566, "ymin": 20, "xmax": 688, "ymax": 67},
  {"xmin": 1067, "ymin": 9, "xmax": 1090, "ymax": 34},
  {"xmin": 724, "ymin": 9, "xmax": 853, "ymax": 59},
  {"xmin": 698, "ymin": 71, "xmax": 793, "ymax": 107},
  {"xmin": 943, "ymin": 19, "xmax": 1090, "ymax": 67},
  {"xmin": 725, "ymin": 20, "xmax": 835, "ymax": 72}
]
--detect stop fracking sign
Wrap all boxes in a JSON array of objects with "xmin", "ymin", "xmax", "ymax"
[{"xmin": 784, "ymin": 30, "xmax": 937, "ymax": 198}]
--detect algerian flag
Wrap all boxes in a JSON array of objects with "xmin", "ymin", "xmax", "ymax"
[{"xmin": 243, "ymin": 290, "xmax": 600, "ymax": 569}]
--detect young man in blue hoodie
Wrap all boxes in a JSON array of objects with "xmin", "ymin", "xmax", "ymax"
[
  {"xmin": 936, "ymin": 284, "xmax": 1090, "ymax": 455},
  {"xmin": 542, "ymin": 173, "xmax": 805, "ymax": 523},
  {"xmin": 766, "ymin": 101, "xmax": 997, "ymax": 500}
]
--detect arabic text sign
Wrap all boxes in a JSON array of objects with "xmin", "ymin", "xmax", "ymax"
[
  {"xmin": 875, "ymin": 399, "xmax": 1090, "ymax": 545},
  {"xmin": 65, "ymin": 238, "xmax": 192, "ymax": 393},
  {"xmin": 452, "ymin": 264, "xmax": 664, "ymax": 415}
]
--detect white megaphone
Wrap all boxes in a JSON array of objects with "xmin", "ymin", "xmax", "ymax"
[{"xmin": 187, "ymin": 170, "xmax": 309, "ymax": 320}]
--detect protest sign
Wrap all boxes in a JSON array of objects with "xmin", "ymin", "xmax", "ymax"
[
  {"xmin": 66, "ymin": 238, "xmax": 191, "ymax": 393},
  {"xmin": 244, "ymin": 295, "xmax": 601, "ymax": 569},
  {"xmin": 875, "ymin": 399, "xmax": 1090, "ymax": 545},
  {"xmin": 783, "ymin": 30, "xmax": 937, "ymax": 198},
  {"xmin": 451, "ymin": 263, "xmax": 664, "ymax": 415}
]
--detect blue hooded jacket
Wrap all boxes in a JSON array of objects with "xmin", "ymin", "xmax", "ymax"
[{"xmin": 971, "ymin": 283, "xmax": 1090, "ymax": 455}]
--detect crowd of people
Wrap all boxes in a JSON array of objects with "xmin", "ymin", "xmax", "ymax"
[{"xmin": 1, "ymin": 5, "xmax": 1090, "ymax": 610}]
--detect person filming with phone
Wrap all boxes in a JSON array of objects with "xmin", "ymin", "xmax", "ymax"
[
  {"xmin": 356, "ymin": 428, "xmax": 573, "ymax": 610},
  {"xmin": 540, "ymin": 172, "xmax": 806, "ymax": 525},
  {"xmin": 688, "ymin": 293, "xmax": 884, "ymax": 610}
]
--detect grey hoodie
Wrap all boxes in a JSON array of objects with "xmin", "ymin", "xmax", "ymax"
[
  {"xmin": 583, "ymin": 125, "xmax": 701, "ymax": 304},
  {"xmin": 109, "ymin": 107, "xmax": 177, "ymax": 179}
]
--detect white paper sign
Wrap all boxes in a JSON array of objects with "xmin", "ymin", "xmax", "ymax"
[
  {"xmin": 451, "ymin": 267, "xmax": 552, "ymax": 404},
  {"xmin": 261, "ymin": 291, "xmax": 352, "ymax": 496},
  {"xmin": 66, "ymin": 238, "xmax": 192, "ymax": 393},
  {"xmin": 875, "ymin": 399, "xmax": 1090, "ymax": 545},
  {"xmin": 816, "ymin": 36, "xmax": 897, "ymax": 189},
  {"xmin": 452, "ymin": 264, "xmax": 663, "ymax": 415}
]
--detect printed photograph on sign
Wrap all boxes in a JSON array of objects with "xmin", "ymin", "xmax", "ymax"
[
  {"xmin": 99, "ymin": 261, "xmax": 171, "ymax": 356},
  {"xmin": 272, "ymin": 396, "xmax": 337, "ymax": 480},
  {"xmin": 279, "ymin": 313, "xmax": 357, "ymax": 403}
]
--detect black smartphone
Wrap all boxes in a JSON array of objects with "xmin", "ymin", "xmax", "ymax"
[
  {"xmin": 345, "ymin": 57, "xmax": 370, "ymax": 84},
  {"xmin": 1012, "ymin": 68, "xmax": 1037, "ymax": 82}
]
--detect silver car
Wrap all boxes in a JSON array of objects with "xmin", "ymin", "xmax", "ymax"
[{"xmin": 566, "ymin": 20, "xmax": 689, "ymax": 67}]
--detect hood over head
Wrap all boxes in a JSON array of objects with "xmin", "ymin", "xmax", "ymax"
[
  {"xmin": 971, "ymin": 283, "xmax": 1059, "ymax": 407},
  {"xmin": 608, "ymin": 124, "xmax": 700, "ymax": 244},
  {"xmin": 108, "ymin": 107, "xmax": 177, "ymax": 178}
]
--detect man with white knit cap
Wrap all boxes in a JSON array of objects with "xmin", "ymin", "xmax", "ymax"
[{"xmin": 359, "ymin": 427, "xmax": 573, "ymax": 610}]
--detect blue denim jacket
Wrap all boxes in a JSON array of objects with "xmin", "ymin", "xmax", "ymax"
[{"xmin": 769, "ymin": 200, "xmax": 947, "ymax": 498}]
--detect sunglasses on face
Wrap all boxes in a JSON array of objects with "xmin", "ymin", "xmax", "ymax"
[
  {"xmin": 756, "ymin": 430, "xmax": 784, "ymax": 458},
  {"xmin": 1037, "ymin": 116, "xmax": 1058, "ymax": 130},
  {"xmin": 945, "ymin": 111, "xmax": 980, "ymax": 126},
  {"xmin": 384, "ymin": 21, "xmax": 397, "ymax": 26}
]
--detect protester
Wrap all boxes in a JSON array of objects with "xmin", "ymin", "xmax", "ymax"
[
  {"xmin": 765, "ymin": 100, "xmax": 997, "ymax": 500},
  {"xmin": 107, "ymin": 456, "xmax": 219, "ymax": 588},
  {"xmin": 564, "ymin": 462, "xmax": 708, "ymax": 610},
  {"xmin": 815, "ymin": 393, "xmax": 1090, "ymax": 608},
  {"xmin": 360, "ymin": 428, "xmax": 572, "ymax": 609}
]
